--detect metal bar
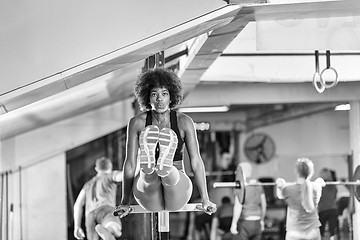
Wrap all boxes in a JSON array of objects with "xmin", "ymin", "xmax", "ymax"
[
  {"xmin": 248, "ymin": 182, "xmax": 277, "ymax": 186},
  {"xmin": 164, "ymin": 47, "xmax": 188, "ymax": 63},
  {"xmin": 129, "ymin": 203, "xmax": 203, "ymax": 214},
  {"xmin": 9, "ymin": 203, "xmax": 13, "ymax": 240},
  {"xmin": 159, "ymin": 232, "xmax": 169, "ymax": 240},
  {"xmin": 116, "ymin": 204, "xmax": 203, "ymax": 240},
  {"xmin": 213, "ymin": 180, "xmax": 360, "ymax": 189},
  {"xmin": 213, "ymin": 182, "xmax": 240, "ymax": 188},
  {"xmin": 5, "ymin": 172, "xmax": 8, "ymax": 240},
  {"xmin": 158, "ymin": 212, "xmax": 169, "ymax": 232},
  {"xmin": 188, "ymin": 170, "xmax": 235, "ymax": 177},
  {"xmin": 221, "ymin": 52, "xmax": 360, "ymax": 57},
  {"xmin": 158, "ymin": 212, "xmax": 169, "ymax": 240},
  {"xmin": 19, "ymin": 167, "xmax": 23, "ymax": 240},
  {"xmin": 152, "ymin": 213, "xmax": 158, "ymax": 240},
  {"xmin": 213, "ymin": 181, "xmax": 277, "ymax": 188},
  {"xmin": 325, "ymin": 181, "xmax": 360, "ymax": 186},
  {"xmin": 0, "ymin": 174, "xmax": 3, "ymax": 240}
]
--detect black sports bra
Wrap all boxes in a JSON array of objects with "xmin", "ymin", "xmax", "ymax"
[{"xmin": 145, "ymin": 110, "xmax": 184, "ymax": 161}]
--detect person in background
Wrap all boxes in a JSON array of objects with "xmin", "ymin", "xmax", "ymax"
[
  {"xmin": 193, "ymin": 208, "xmax": 214, "ymax": 240},
  {"xmin": 276, "ymin": 158, "xmax": 323, "ymax": 240},
  {"xmin": 318, "ymin": 168, "xmax": 338, "ymax": 240},
  {"xmin": 115, "ymin": 67, "xmax": 216, "ymax": 218},
  {"xmin": 336, "ymin": 178, "xmax": 352, "ymax": 234},
  {"xmin": 210, "ymin": 196, "xmax": 234, "ymax": 240},
  {"xmin": 73, "ymin": 157, "xmax": 123, "ymax": 240},
  {"xmin": 230, "ymin": 162, "xmax": 267, "ymax": 240}
]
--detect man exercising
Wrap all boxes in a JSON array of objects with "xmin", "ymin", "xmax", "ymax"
[{"xmin": 73, "ymin": 157, "xmax": 123, "ymax": 240}]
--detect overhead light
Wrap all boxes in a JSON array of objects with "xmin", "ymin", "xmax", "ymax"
[
  {"xmin": 335, "ymin": 104, "xmax": 351, "ymax": 111},
  {"xmin": 178, "ymin": 106, "xmax": 229, "ymax": 113}
]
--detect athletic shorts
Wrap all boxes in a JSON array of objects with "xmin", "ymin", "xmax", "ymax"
[{"xmin": 86, "ymin": 205, "xmax": 121, "ymax": 240}]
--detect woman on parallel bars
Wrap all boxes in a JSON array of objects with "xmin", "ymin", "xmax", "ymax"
[
  {"xmin": 276, "ymin": 158, "xmax": 323, "ymax": 240},
  {"xmin": 116, "ymin": 67, "xmax": 216, "ymax": 217}
]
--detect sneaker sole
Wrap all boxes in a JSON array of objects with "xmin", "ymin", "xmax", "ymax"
[
  {"xmin": 156, "ymin": 128, "xmax": 178, "ymax": 177},
  {"xmin": 139, "ymin": 125, "xmax": 159, "ymax": 174}
]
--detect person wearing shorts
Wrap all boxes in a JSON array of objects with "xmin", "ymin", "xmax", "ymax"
[
  {"xmin": 276, "ymin": 158, "xmax": 323, "ymax": 240},
  {"xmin": 116, "ymin": 68, "xmax": 216, "ymax": 217},
  {"xmin": 210, "ymin": 196, "xmax": 234, "ymax": 240},
  {"xmin": 230, "ymin": 162, "xmax": 267, "ymax": 240},
  {"xmin": 73, "ymin": 157, "xmax": 123, "ymax": 240}
]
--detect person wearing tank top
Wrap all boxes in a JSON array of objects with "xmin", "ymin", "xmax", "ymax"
[
  {"xmin": 276, "ymin": 158, "xmax": 323, "ymax": 240},
  {"xmin": 317, "ymin": 168, "xmax": 338, "ymax": 240},
  {"xmin": 230, "ymin": 162, "xmax": 267, "ymax": 240},
  {"xmin": 73, "ymin": 157, "xmax": 123, "ymax": 240},
  {"xmin": 116, "ymin": 67, "xmax": 217, "ymax": 217}
]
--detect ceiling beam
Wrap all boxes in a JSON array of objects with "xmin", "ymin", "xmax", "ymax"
[
  {"xmin": 181, "ymin": 2, "xmax": 257, "ymax": 96},
  {"xmin": 0, "ymin": 5, "xmax": 240, "ymax": 112},
  {"xmin": 181, "ymin": 82, "xmax": 360, "ymax": 107},
  {"xmin": 246, "ymin": 102, "xmax": 340, "ymax": 131}
]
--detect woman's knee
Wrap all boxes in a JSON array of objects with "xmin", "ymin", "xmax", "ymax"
[
  {"xmin": 164, "ymin": 173, "xmax": 193, "ymax": 210},
  {"xmin": 133, "ymin": 182, "xmax": 164, "ymax": 211}
]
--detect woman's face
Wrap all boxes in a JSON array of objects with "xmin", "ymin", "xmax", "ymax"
[{"xmin": 149, "ymin": 87, "xmax": 171, "ymax": 113}]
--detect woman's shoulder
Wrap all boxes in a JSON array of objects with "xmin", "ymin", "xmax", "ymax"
[
  {"xmin": 175, "ymin": 111, "xmax": 193, "ymax": 123},
  {"xmin": 175, "ymin": 111, "xmax": 195, "ymax": 129},
  {"xmin": 128, "ymin": 111, "xmax": 147, "ymax": 128}
]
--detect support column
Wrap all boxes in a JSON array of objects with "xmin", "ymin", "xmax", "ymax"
[
  {"xmin": 133, "ymin": 51, "xmax": 165, "ymax": 240},
  {"xmin": 349, "ymin": 101, "xmax": 360, "ymax": 240}
]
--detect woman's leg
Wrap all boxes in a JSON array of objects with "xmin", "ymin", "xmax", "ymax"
[
  {"xmin": 133, "ymin": 171, "xmax": 164, "ymax": 211},
  {"xmin": 161, "ymin": 166, "xmax": 180, "ymax": 186},
  {"xmin": 162, "ymin": 170, "xmax": 193, "ymax": 211}
]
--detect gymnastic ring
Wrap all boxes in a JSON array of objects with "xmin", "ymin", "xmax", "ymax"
[
  {"xmin": 320, "ymin": 67, "xmax": 338, "ymax": 89},
  {"xmin": 312, "ymin": 72, "xmax": 325, "ymax": 93},
  {"xmin": 312, "ymin": 50, "xmax": 325, "ymax": 93}
]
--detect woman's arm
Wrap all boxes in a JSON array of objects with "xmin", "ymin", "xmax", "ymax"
[
  {"xmin": 260, "ymin": 192, "xmax": 267, "ymax": 231},
  {"xmin": 180, "ymin": 114, "xmax": 216, "ymax": 213},
  {"xmin": 121, "ymin": 117, "xmax": 141, "ymax": 205},
  {"xmin": 276, "ymin": 178, "xmax": 286, "ymax": 199},
  {"xmin": 230, "ymin": 195, "xmax": 242, "ymax": 234},
  {"xmin": 313, "ymin": 181, "xmax": 323, "ymax": 205}
]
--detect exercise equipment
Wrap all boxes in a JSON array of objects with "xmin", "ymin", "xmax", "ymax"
[
  {"xmin": 213, "ymin": 165, "xmax": 360, "ymax": 204},
  {"xmin": 235, "ymin": 163, "xmax": 246, "ymax": 204},
  {"xmin": 312, "ymin": 50, "xmax": 339, "ymax": 93},
  {"xmin": 320, "ymin": 50, "xmax": 338, "ymax": 89},
  {"xmin": 313, "ymin": 50, "xmax": 325, "ymax": 93},
  {"xmin": 113, "ymin": 203, "xmax": 213, "ymax": 240},
  {"xmin": 188, "ymin": 170, "xmax": 235, "ymax": 177}
]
